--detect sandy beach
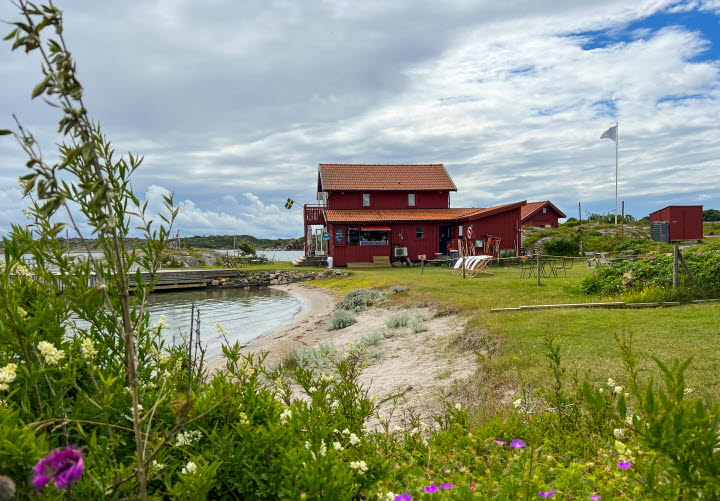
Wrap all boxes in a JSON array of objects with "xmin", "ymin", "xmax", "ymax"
[{"xmin": 209, "ymin": 282, "xmax": 477, "ymax": 425}]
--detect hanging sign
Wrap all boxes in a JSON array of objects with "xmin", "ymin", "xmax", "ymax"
[
  {"xmin": 322, "ymin": 232, "xmax": 330, "ymax": 241},
  {"xmin": 335, "ymin": 228, "xmax": 344, "ymax": 243}
]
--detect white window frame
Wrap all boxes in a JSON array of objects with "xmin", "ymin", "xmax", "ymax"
[
  {"xmin": 362, "ymin": 193, "xmax": 370, "ymax": 207},
  {"xmin": 542, "ymin": 207, "xmax": 547, "ymax": 214},
  {"xmin": 408, "ymin": 193, "xmax": 416, "ymax": 206}
]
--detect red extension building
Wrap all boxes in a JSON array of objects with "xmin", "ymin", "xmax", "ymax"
[
  {"xmin": 649, "ymin": 205, "xmax": 703, "ymax": 242},
  {"xmin": 302, "ymin": 164, "xmax": 526, "ymax": 267},
  {"xmin": 520, "ymin": 201, "xmax": 566, "ymax": 228}
]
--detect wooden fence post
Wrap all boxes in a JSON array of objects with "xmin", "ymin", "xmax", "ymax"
[
  {"xmin": 536, "ymin": 252, "xmax": 541, "ymax": 286},
  {"xmin": 672, "ymin": 245, "xmax": 679, "ymax": 290}
]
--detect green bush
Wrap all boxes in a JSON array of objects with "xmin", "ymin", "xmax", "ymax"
[
  {"xmin": 543, "ymin": 235, "xmax": 579, "ymax": 256},
  {"xmin": 337, "ymin": 288, "xmax": 388, "ymax": 312},
  {"xmin": 359, "ymin": 331, "xmax": 383, "ymax": 346},
  {"xmin": 386, "ymin": 312, "xmax": 411, "ymax": 328},
  {"xmin": 327, "ymin": 310, "xmax": 357, "ymax": 330}
]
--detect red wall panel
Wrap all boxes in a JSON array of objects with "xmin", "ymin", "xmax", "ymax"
[
  {"xmin": 327, "ymin": 191, "xmax": 449, "ymax": 210},
  {"xmin": 650, "ymin": 206, "xmax": 703, "ymax": 241}
]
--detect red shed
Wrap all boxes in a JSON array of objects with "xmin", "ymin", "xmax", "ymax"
[
  {"xmin": 520, "ymin": 201, "xmax": 566, "ymax": 228},
  {"xmin": 649, "ymin": 205, "xmax": 703, "ymax": 241}
]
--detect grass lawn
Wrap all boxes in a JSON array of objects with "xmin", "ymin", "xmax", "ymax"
[{"xmin": 306, "ymin": 261, "xmax": 720, "ymax": 400}]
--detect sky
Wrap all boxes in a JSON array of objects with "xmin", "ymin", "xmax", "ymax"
[{"xmin": 1, "ymin": 0, "xmax": 719, "ymax": 238}]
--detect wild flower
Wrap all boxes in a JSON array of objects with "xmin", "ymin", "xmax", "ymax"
[
  {"xmin": 330, "ymin": 399, "xmax": 340, "ymax": 409},
  {"xmin": 513, "ymin": 398, "xmax": 522, "ymax": 408},
  {"xmin": 424, "ymin": 485, "xmax": 438, "ymax": 493},
  {"xmin": 215, "ymin": 323, "xmax": 227, "ymax": 334},
  {"xmin": 319, "ymin": 441, "xmax": 328, "ymax": 457},
  {"xmin": 539, "ymin": 491, "xmax": 555, "ymax": 498},
  {"xmin": 32, "ymin": 447, "xmax": 84, "ymax": 492},
  {"xmin": 494, "ymin": 440, "xmax": 507, "ymax": 445},
  {"xmin": 80, "ymin": 338, "xmax": 97, "ymax": 360},
  {"xmin": 37, "ymin": 341, "xmax": 64, "ymax": 365},
  {"xmin": 614, "ymin": 385, "xmax": 623, "ymax": 394},
  {"xmin": 181, "ymin": 461, "xmax": 197, "ymax": 475},
  {"xmin": 333, "ymin": 441, "xmax": 343, "ymax": 451},
  {"xmin": 349, "ymin": 461, "xmax": 367, "ymax": 473},
  {"xmin": 617, "ymin": 461, "xmax": 633, "ymax": 469},
  {"xmin": 454, "ymin": 403, "xmax": 462, "ymax": 410},
  {"xmin": 625, "ymin": 415, "xmax": 634, "ymax": 425},
  {"xmin": 606, "ymin": 378, "xmax": 615, "ymax": 387},
  {"xmin": 613, "ymin": 428, "xmax": 624, "ymax": 438},
  {"xmin": 509, "ymin": 439, "xmax": 526, "ymax": 448},
  {"xmin": 0, "ymin": 364, "xmax": 18, "ymax": 392},
  {"xmin": 394, "ymin": 494, "xmax": 412, "ymax": 501},
  {"xmin": 17, "ymin": 306, "xmax": 27, "ymax": 318},
  {"xmin": 155, "ymin": 315, "xmax": 168, "ymax": 330},
  {"xmin": 279, "ymin": 408, "xmax": 292, "ymax": 425},
  {"xmin": 238, "ymin": 412, "xmax": 249, "ymax": 425},
  {"xmin": 151, "ymin": 460, "xmax": 165, "ymax": 470},
  {"xmin": 348, "ymin": 433, "xmax": 361, "ymax": 445},
  {"xmin": 684, "ymin": 388, "xmax": 693, "ymax": 394},
  {"xmin": 590, "ymin": 495, "xmax": 601, "ymax": 500},
  {"xmin": 175, "ymin": 430, "xmax": 203, "ymax": 447},
  {"xmin": 440, "ymin": 483, "xmax": 453, "ymax": 489}
]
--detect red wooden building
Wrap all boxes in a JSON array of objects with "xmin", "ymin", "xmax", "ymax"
[
  {"xmin": 303, "ymin": 164, "xmax": 526, "ymax": 267},
  {"xmin": 649, "ymin": 205, "xmax": 703, "ymax": 242},
  {"xmin": 520, "ymin": 201, "xmax": 566, "ymax": 228}
]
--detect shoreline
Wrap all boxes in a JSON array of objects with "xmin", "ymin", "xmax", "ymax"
[{"xmin": 207, "ymin": 282, "xmax": 337, "ymax": 369}]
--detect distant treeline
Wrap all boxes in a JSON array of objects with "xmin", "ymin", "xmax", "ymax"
[
  {"xmin": 3, "ymin": 235, "xmax": 305, "ymax": 252},
  {"xmin": 177, "ymin": 234, "xmax": 304, "ymax": 250}
]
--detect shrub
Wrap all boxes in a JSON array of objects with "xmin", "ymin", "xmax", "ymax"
[
  {"xmin": 386, "ymin": 312, "xmax": 411, "ymax": 328},
  {"xmin": 543, "ymin": 235, "xmax": 579, "ymax": 256},
  {"xmin": 337, "ymin": 288, "xmax": 387, "ymax": 312},
  {"xmin": 359, "ymin": 331, "xmax": 383, "ymax": 346},
  {"xmin": 327, "ymin": 310, "xmax": 357, "ymax": 330},
  {"xmin": 408, "ymin": 317, "xmax": 429, "ymax": 333},
  {"xmin": 389, "ymin": 284, "xmax": 409, "ymax": 294}
]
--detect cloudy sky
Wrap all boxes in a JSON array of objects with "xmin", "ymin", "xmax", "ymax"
[{"xmin": 1, "ymin": 0, "xmax": 718, "ymax": 238}]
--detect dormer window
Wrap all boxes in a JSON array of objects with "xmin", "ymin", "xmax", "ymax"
[
  {"xmin": 408, "ymin": 193, "xmax": 416, "ymax": 206},
  {"xmin": 363, "ymin": 194, "xmax": 370, "ymax": 206},
  {"xmin": 542, "ymin": 207, "xmax": 547, "ymax": 214}
]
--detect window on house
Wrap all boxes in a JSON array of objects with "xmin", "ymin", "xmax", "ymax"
[
  {"xmin": 408, "ymin": 193, "xmax": 416, "ymax": 206},
  {"xmin": 542, "ymin": 207, "xmax": 547, "ymax": 214},
  {"xmin": 416, "ymin": 226, "xmax": 424, "ymax": 239},
  {"xmin": 348, "ymin": 227, "xmax": 360, "ymax": 246},
  {"xmin": 362, "ymin": 194, "xmax": 370, "ymax": 206},
  {"xmin": 458, "ymin": 225, "xmax": 463, "ymax": 239}
]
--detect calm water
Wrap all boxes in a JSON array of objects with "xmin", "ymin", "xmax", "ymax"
[
  {"xmin": 146, "ymin": 287, "xmax": 304, "ymax": 360},
  {"xmin": 217, "ymin": 249, "xmax": 305, "ymax": 262}
]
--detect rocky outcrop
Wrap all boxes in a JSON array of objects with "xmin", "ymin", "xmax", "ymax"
[{"xmin": 209, "ymin": 269, "xmax": 345, "ymax": 288}]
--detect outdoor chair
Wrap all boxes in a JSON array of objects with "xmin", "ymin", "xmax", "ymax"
[
  {"xmin": 467, "ymin": 255, "xmax": 494, "ymax": 277},
  {"xmin": 519, "ymin": 256, "xmax": 535, "ymax": 278},
  {"xmin": 550, "ymin": 257, "xmax": 574, "ymax": 278},
  {"xmin": 452, "ymin": 255, "xmax": 481, "ymax": 275},
  {"xmin": 585, "ymin": 252, "xmax": 597, "ymax": 268}
]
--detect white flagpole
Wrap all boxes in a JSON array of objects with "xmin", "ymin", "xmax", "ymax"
[{"xmin": 615, "ymin": 121, "xmax": 619, "ymax": 225}]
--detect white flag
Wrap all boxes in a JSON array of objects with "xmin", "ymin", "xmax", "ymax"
[{"xmin": 600, "ymin": 124, "xmax": 617, "ymax": 142}]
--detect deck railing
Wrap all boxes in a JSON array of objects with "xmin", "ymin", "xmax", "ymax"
[{"xmin": 304, "ymin": 204, "xmax": 326, "ymax": 225}]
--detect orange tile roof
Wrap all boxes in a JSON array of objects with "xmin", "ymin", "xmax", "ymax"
[
  {"xmin": 319, "ymin": 164, "xmax": 457, "ymax": 191},
  {"xmin": 520, "ymin": 201, "xmax": 566, "ymax": 221},
  {"xmin": 325, "ymin": 202, "xmax": 525, "ymax": 223}
]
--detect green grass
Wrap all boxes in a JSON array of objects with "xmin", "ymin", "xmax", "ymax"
[{"xmin": 309, "ymin": 262, "xmax": 720, "ymax": 398}]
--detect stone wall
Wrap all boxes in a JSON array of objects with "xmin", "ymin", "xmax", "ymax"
[{"xmin": 209, "ymin": 269, "xmax": 345, "ymax": 288}]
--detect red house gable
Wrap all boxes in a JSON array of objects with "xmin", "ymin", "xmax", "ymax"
[
  {"xmin": 520, "ymin": 201, "xmax": 566, "ymax": 228},
  {"xmin": 318, "ymin": 164, "xmax": 456, "ymax": 210}
]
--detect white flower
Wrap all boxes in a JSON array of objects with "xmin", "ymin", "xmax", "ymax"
[
  {"xmin": 17, "ymin": 306, "xmax": 27, "ymax": 318},
  {"xmin": 333, "ymin": 441, "xmax": 344, "ymax": 451},
  {"xmin": 238, "ymin": 412, "xmax": 249, "ymax": 425},
  {"xmin": 280, "ymin": 408, "xmax": 292, "ymax": 425},
  {"xmin": 37, "ymin": 341, "xmax": 64, "ymax": 365},
  {"xmin": 155, "ymin": 315, "xmax": 168, "ymax": 330},
  {"xmin": 614, "ymin": 428, "xmax": 625, "ymax": 438},
  {"xmin": 151, "ymin": 460, "xmax": 165, "ymax": 470},
  {"xmin": 599, "ymin": 388, "xmax": 604, "ymax": 393},
  {"xmin": 513, "ymin": 398, "xmax": 522, "ymax": 408},
  {"xmin": 455, "ymin": 403, "xmax": 462, "ymax": 410},
  {"xmin": 614, "ymin": 385, "xmax": 623, "ymax": 394},
  {"xmin": 625, "ymin": 415, "xmax": 634, "ymax": 425},
  {"xmin": 308, "ymin": 387, "xmax": 317, "ymax": 394},
  {"xmin": 319, "ymin": 441, "xmax": 327, "ymax": 457},
  {"xmin": 175, "ymin": 430, "xmax": 203, "ymax": 447},
  {"xmin": 348, "ymin": 433, "xmax": 361, "ymax": 445},
  {"xmin": 216, "ymin": 322, "xmax": 227, "ymax": 334},
  {"xmin": 342, "ymin": 428, "xmax": 350, "ymax": 435},
  {"xmin": 330, "ymin": 400, "xmax": 340, "ymax": 410},
  {"xmin": 80, "ymin": 338, "xmax": 98, "ymax": 360},
  {"xmin": 684, "ymin": 388, "xmax": 694, "ymax": 395},
  {"xmin": 181, "ymin": 461, "xmax": 197, "ymax": 475},
  {"xmin": 349, "ymin": 460, "xmax": 368, "ymax": 473},
  {"xmin": 0, "ymin": 364, "xmax": 18, "ymax": 386},
  {"xmin": 0, "ymin": 384, "xmax": 8, "ymax": 392},
  {"xmin": 607, "ymin": 378, "xmax": 616, "ymax": 387},
  {"xmin": 385, "ymin": 492, "xmax": 396, "ymax": 501},
  {"xmin": 320, "ymin": 373, "xmax": 334, "ymax": 383},
  {"xmin": 304, "ymin": 441, "xmax": 311, "ymax": 450}
]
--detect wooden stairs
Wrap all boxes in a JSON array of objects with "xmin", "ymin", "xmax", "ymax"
[{"xmin": 292, "ymin": 255, "xmax": 328, "ymax": 267}]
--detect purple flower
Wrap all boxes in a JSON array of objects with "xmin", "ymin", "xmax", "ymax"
[
  {"xmin": 617, "ymin": 461, "xmax": 633, "ymax": 469},
  {"xmin": 493, "ymin": 439, "xmax": 506, "ymax": 445},
  {"xmin": 590, "ymin": 495, "xmax": 602, "ymax": 500},
  {"xmin": 395, "ymin": 494, "xmax": 413, "ymax": 501},
  {"xmin": 697, "ymin": 252, "xmax": 702, "ymax": 256},
  {"xmin": 509, "ymin": 439, "xmax": 526, "ymax": 448},
  {"xmin": 424, "ymin": 484, "xmax": 439, "ymax": 493},
  {"xmin": 440, "ymin": 483, "xmax": 453, "ymax": 489},
  {"xmin": 32, "ymin": 447, "xmax": 84, "ymax": 492},
  {"xmin": 593, "ymin": 272, "xmax": 597, "ymax": 276},
  {"xmin": 539, "ymin": 491, "xmax": 555, "ymax": 498}
]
